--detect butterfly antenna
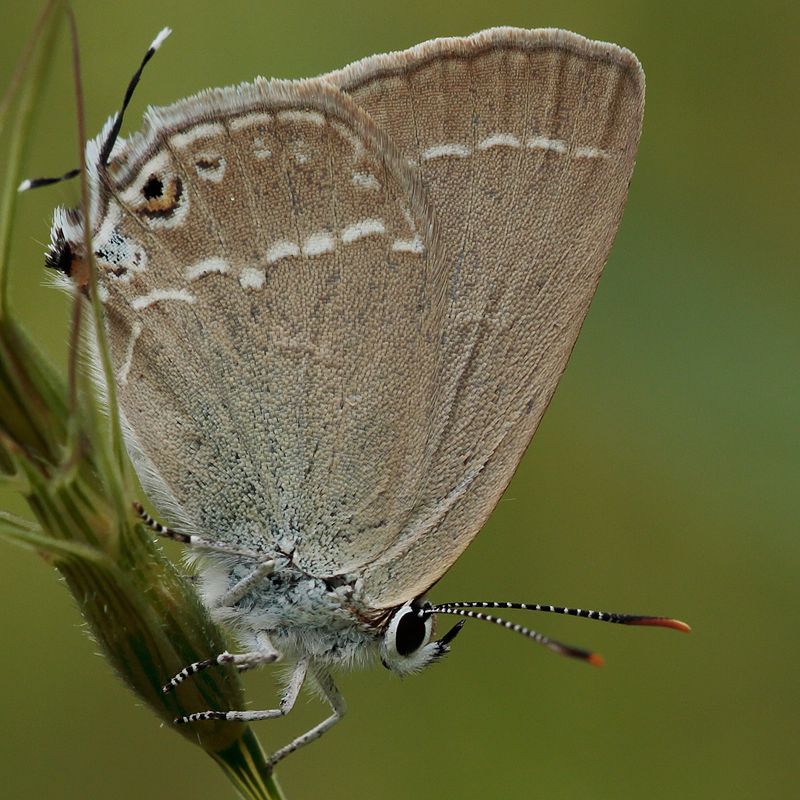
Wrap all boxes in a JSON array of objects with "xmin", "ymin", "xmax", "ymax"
[
  {"xmin": 19, "ymin": 27, "xmax": 171, "ymax": 192},
  {"xmin": 436, "ymin": 601, "xmax": 690, "ymax": 631},
  {"xmin": 429, "ymin": 601, "xmax": 690, "ymax": 667},
  {"xmin": 97, "ymin": 27, "xmax": 171, "ymax": 167},
  {"xmin": 430, "ymin": 605, "xmax": 604, "ymax": 665}
]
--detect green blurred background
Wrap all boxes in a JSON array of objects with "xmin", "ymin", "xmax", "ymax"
[{"xmin": 1, "ymin": 1, "xmax": 797, "ymax": 798}]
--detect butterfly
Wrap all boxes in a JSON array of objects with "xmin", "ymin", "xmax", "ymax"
[{"xmin": 40, "ymin": 27, "xmax": 686, "ymax": 768}]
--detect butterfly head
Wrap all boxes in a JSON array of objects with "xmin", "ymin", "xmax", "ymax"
[{"xmin": 379, "ymin": 598, "xmax": 465, "ymax": 676}]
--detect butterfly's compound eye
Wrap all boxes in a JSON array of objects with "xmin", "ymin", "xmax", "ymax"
[
  {"xmin": 394, "ymin": 604, "xmax": 429, "ymax": 656},
  {"xmin": 381, "ymin": 599, "xmax": 441, "ymax": 675}
]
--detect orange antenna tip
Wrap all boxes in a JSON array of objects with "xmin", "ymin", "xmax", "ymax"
[{"xmin": 625, "ymin": 617, "xmax": 691, "ymax": 633}]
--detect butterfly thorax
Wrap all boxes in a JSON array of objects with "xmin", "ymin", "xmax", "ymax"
[{"xmin": 199, "ymin": 553, "xmax": 385, "ymax": 670}]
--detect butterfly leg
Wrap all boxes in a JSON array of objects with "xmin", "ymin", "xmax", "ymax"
[
  {"xmin": 266, "ymin": 665, "xmax": 347, "ymax": 771},
  {"xmin": 174, "ymin": 655, "xmax": 309, "ymax": 723},
  {"xmin": 213, "ymin": 560, "xmax": 276, "ymax": 609},
  {"xmin": 164, "ymin": 630, "xmax": 282, "ymax": 695},
  {"xmin": 134, "ymin": 501, "xmax": 270, "ymax": 562},
  {"xmin": 234, "ymin": 630, "xmax": 282, "ymax": 673}
]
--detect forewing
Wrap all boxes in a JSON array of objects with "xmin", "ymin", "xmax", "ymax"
[{"xmin": 88, "ymin": 79, "xmax": 445, "ymax": 572}]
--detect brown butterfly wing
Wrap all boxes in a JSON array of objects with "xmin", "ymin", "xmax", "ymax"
[{"xmin": 324, "ymin": 28, "xmax": 645, "ymax": 607}]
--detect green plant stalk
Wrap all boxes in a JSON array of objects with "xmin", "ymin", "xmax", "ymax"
[{"xmin": 0, "ymin": 5, "xmax": 286, "ymax": 799}]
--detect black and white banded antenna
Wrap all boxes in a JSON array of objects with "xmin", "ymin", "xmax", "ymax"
[
  {"xmin": 18, "ymin": 27, "xmax": 171, "ymax": 192},
  {"xmin": 426, "ymin": 601, "xmax": 691, "ymax": 667}
]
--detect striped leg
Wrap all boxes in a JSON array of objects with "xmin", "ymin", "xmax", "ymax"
[
  {"xmin": 133, "ymin": 501, "xmax": 270, "ymax": 561},
  {"xmin": 164, "ymin": 631, "xmax": 282, "ymax": 693},
  {"xmin": 134, "ymin": 503, "xmax": 276, "ymax": 609},
  {"xmin": 175, "ymin": 658, "xmax": 309, "ymax": 724}
]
